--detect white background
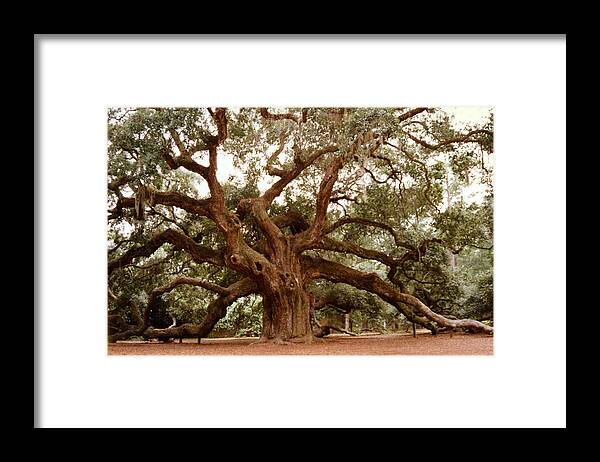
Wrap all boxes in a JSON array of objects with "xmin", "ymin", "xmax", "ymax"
[{"xmin": 36, "ymin": 36, "xmax": 566, "ymax": 428}]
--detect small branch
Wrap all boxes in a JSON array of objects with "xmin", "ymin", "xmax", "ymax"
[
  {"xmin": 108, "ymin": 176, "xmax": 131, "ymax": 192},
  {"xmin": 363, "ymin": 166, "xmax": 392, "ymax": 184},
  {"xmin": 405, "ymin": 129, "xmax": 493, "ymax": 150},
  {"xmin": 147, "ymin": 207, "xmax": 191, "ymax": 236},
  {"xmin": 384, "ymin": 140, "xmax": 439, "ymax": 211},
  {"xmin": 168, "ymin": 129, "xmax": 190, "ymax": 157},
  {"xmin": 266, "ymin": 131, "xmax": 289, "ymax": 177},
  {"xmin": 325, "ymin": 217, "xmax": 410, "ymax": 249},
  {"xmin": 330, "ymin": 194, "xmax": 359, "ymax": 204},
  {"xmin": 109, "ymin": 190, "xmax": 212, "ymax": 220},
  {"xmin": 161, "ymin": 145, "xmax": 209, "ymax": 178},
  {"xmin": 397, "ymin": 107, "xmax": 428, "ymax": 123},
  {"xmin": 257, "ymin": 144, "xmax": 338, "ymax": 209},
  {"xmin": 108, "ymin": 239, "xmax": 130, "ymax": 255},
  {"xmin": 300, "ymin": 130, "xmax": 385, "ymax": 245},
  {"xmin": 108, "ymin": 228, "xmax": 224, "ymax": 275},
  {"xmin": 259, "ymin": 108, "xmax": 303, "ymax": 124},
  {"xmin": 210, "ymin": 107, "xmax": 228, "ymax": 144},
  {"xmin": 110, "ymin": 108, "xmax": 137, "ymax": 122},
  {"xmin": 465, "ymin": 243, "xmax": 493, "ymax": 250}
]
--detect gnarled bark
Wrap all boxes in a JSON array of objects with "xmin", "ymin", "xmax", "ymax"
[
  {"xmin": 108, "ymin": 107, "xmax": 493, "ymax": 344},
  {"xmin": 132, "ymin": 277, "xmax": 256, "ymax": 342},
  {"xmin": 302, "ymin": 255, "xmax": 493, "ymax": 335}
]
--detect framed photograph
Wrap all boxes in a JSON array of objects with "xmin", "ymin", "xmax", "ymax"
[{"xmin": 35, "ymin": 35, "xmax": 566, "ymax": 428}]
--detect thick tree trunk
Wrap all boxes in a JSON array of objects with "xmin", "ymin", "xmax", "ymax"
[
  {"xmin": 260, "ymin": 282, "xmax": 313, "ymax": 343},
  {"xmin": 226, "ymin": 208, "xmax": 316, "ymax": 343}
]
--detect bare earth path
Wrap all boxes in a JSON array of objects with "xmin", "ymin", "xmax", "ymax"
[{"xmin": 108, "ymin": 332, "xmax": 493, "ymax": 355}]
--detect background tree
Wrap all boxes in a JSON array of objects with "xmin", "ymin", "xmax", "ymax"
[{"xmin": 107, "ymin": 107, "xmax": 494, "ymax": 343}]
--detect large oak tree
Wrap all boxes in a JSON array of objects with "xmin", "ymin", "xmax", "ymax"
[{"xmin": 107, "ymin": 107, "xmax": 493, "ymax": 343}]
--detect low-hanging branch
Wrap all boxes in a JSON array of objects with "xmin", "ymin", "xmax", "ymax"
[
  {"xmin": 307, "ymin": 235, "xmax": 447, "ymax": 293},
  {"xmin": 302, "ymin": 255, "xmax": 492, "ymax": 335},
  {"xmin": 108, "ymin": 107, "xmax": 494, "ymax": 343},
  {"xmin": 144, "ymin": 276, "xmax": 231, "ymax": 326},
  {"xmin": 142, "ymin": 277, "xmax": 257, "ymax": 341},
  {"xmin": 109, "ymin": 276, "xmax": 256, "ymax": 342}
]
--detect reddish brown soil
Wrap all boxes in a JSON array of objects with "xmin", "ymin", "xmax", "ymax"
[{"xmin": 108, "ymin": 331, "xmax": 493, "ymax": 355}]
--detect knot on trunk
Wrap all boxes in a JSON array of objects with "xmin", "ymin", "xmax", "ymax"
[
  {"xmin": 228, "ymin": 212, "xmax": 242, "ymax": 229},
  {"xmin": 229, "ymin": 253, "xmax": 244, "ymax": 267},
  {"xmin": 236, "ymin": 198, "xmax": 252, "ymax": 217},
  {"xmin": 279, "ymin": 271, "xmax": 297, "ymax": 290},
  {"xmin": 252, "ymin": 261, "xmax": 264, "ymax": 275}
]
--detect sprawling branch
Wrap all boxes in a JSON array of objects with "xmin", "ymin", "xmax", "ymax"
[
  {"xmin": 143, "ymin": 277, "xmax": 257, "ymax": 340},
  {"xmin": 405, "ymin": 129, "xmax": 493, "ymax": 150},
  {"xmin": 109, "ymin": 190, "xmax": 212, "ymax": 220},
  {"xmin": 108, "ymin": 228, "xmax": 224, "ymax": 275},
  {"xmin": 309, "ymin": 236, "xmax": 444, "ymax": 291},
  {"xmin": 107, "ymin": 295, "xmax": 146, "ymax": 342},
  {"xmin": 144, "ymin": 276, "xmax": 230, "ymax": 326},
  {"xmin": 317, "ymin": 237, "xmax": 396, "ymax": 267},
  {"xmin": 161, "ymin": 145, "xmax": 209, "ymax": 178},
  {"xmin": 259, "ymin": 108, "xmax": 304, "ymax": 124},
  {"xmin": 302, "ymin": 255, "xmax": 492, "ymax": 334},
  {"xmin": 325, "ymin": 217, "xmax": 410, "ymax": 249},
  {"xmin": 151, "ymin": 275, "xmax": 229, "ymax": 299},
  {"xmin": 397, "ymin": 107, "xmax": 428, "ymax": 123}
]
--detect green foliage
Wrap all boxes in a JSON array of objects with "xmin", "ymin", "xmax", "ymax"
[
  {"xmin": 214, "ymin": 295, "xmax": 263, "ymax": 337},
  {"xmin": 108, "ymin": 107, "xmax": 494, "ymax": 334},
  {"xmin": 310, "ymin": 282, "xmax": 408, "ymax": 333},
  {"xmin": 462, "ymin": 269, "xmax": 493, "ymax": 320},
  {"xmin": 434, "ymin": 195, "xmax": 493, "ymax": 251}
]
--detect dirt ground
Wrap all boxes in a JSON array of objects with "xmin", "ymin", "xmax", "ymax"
[{"xmin": 108, "ymin": 331, "xmax": 493, "ymax": 355}]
